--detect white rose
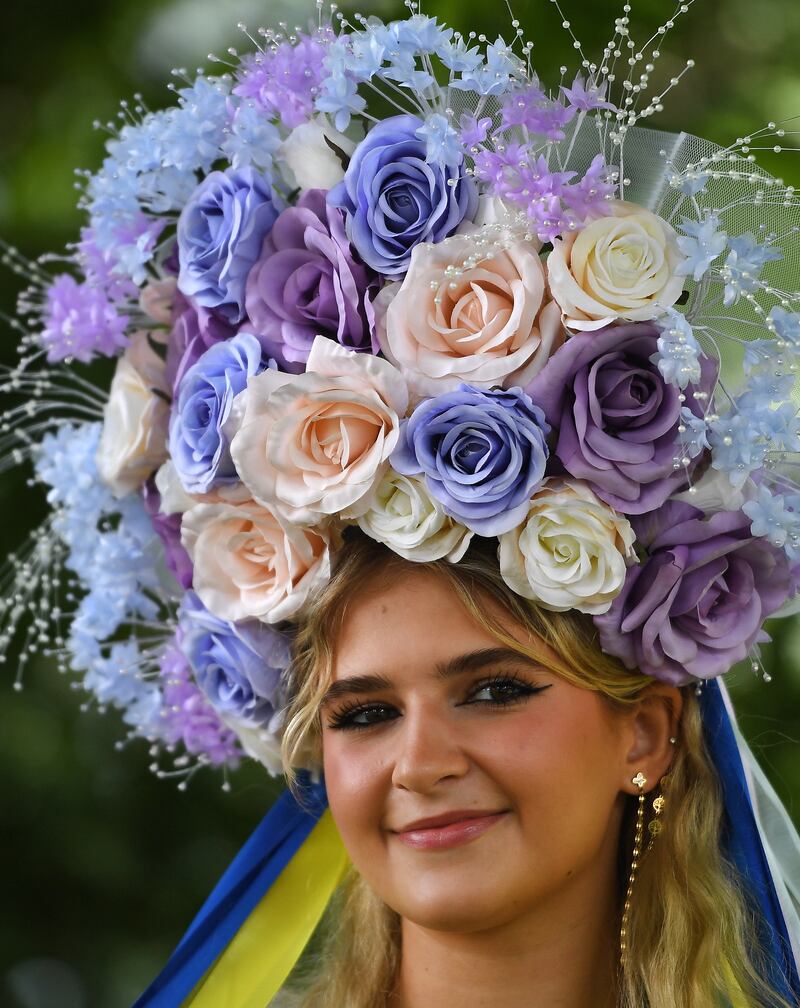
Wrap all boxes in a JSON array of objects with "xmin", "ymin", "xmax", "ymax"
[
  {"xmin": 97, "ymin": 331, "xmax": 169, "ymax": 497},
  {"xmin": 181, "ymin": 497, "xmax": 332, "ymax": 624},
  {"xmin": 671, "ymin": 468, "xmax": 751, "ymax": 513},
  {"xmin": 498, "ymin": 478, "xmax": 637, "ymax": 615},
  {"xmin": 230, "ymin": 336, "xmax": 409, "ymax": 525},
  {"xmin": 223, "ymin": 712, "xmax": 285, "ymax": 776},
  {"xmin": 357, "ymin": 469, "xmax": 474, "ymax": 562},
  {"xmin": 279, "ymin": 117, "xmax": 358, "ymax": 191},
  {"xmin": 547, "ymin": 200, "xmax": 686, "ymax": 331},
  {"xmin": 377, "ymin": 230, "xmax": 564, "ymax": 399}
]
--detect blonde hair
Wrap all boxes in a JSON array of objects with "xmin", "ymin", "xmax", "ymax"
[{"xmin": 281, "ymin": 532, "xmax": 793, "ymax": 1008}]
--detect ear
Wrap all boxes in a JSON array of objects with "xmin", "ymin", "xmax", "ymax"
[{"xmin": 621, "ymin": 684, "xmax": 683, "ymax": 794}]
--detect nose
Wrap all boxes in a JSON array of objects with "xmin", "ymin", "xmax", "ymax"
[{"xmin": 391, "ymin": 704, "xmax": 471, "ymax": 794}]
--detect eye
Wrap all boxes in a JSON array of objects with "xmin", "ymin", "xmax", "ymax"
[
  {"xmin": 462, "ymin": 674, "xmax": 550, "ymax": 707},
  {"xmin": 326, "ymin": 701, "xmax": 400, "ymax": 731}
]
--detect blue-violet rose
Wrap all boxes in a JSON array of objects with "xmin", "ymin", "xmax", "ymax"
[
  {"xmin": 245, "ymin": 188, "xmax": 379, "ymax": 373},
  {"xmin": 526, "ymin": 321, "xmax": 716, "ymax": 515},
  {"xmin": 327, "ymin": 113, "xmax": 477, "ymax": 278},
  {"xmin": 177, "ymin": 166, "xmax": 282, "ymax": 324},
  {"xmin": 179, "ymin": 591, "xmax": 291, "ymax": 727},
  {"xmin": 593, "ymin": 501, "xmax": 793, "ymax": 685},
  {"xmin": 169, "ymin": 331, "xmax": 264, "ymax": 494},
  {"xmin": 392, "ymin": 383, "xmax": 549, "ymax": 536}
]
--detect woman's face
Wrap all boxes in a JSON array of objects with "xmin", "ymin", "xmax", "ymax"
[{"xmin": 321, "ymin": 569, "xmax": 639, "ymax": 934}]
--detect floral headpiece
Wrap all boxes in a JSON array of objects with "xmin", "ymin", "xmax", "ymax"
[{"xmin": 4, "ymin": 2, "xmax": 800, "ymax": 782}]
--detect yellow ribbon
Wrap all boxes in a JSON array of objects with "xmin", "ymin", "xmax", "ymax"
[{"xmin": 185, "ymin": 809, "xmax": 349, "ymax": 1008}]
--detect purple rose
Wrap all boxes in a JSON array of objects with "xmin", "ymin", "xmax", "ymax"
[
  {"xmin": 526, "ymin": 322, "xmax": 715, "ymax": 515},
  {"xmin": 327, "ymin": 114, "xmax": 477, "ymax": 278},
  {"xmin": 169, "ymin": 331, "xmax": 264, "ymax": 494},
  {"xmin": 245, "ymin": 189, "xmax": 379, "ymax": 372},
  {"xmin": 179, "ymin": 591, "xmax": 291, "ymax": 726},
  {"xmin": 177, "ymin": 166, "xmax": 282, "ymax": 324},
  {"xmin": 141, "ymin": 477, "xmax": 193, "ymax": 589},
  {"xmin": 594, "ymin": 502, "xmax": 793, "ymax": 685},
  {"xmin": 165, "ymin": 290, "xmax": 237, "ymax": 395},
  {"xmin": 392, "ymin": 384, "xmax": 550, "ymax": 536}
]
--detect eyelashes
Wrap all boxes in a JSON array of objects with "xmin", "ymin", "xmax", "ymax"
[{"xmin": 325, "ymin": 674, "xmax": 551, "ymax": 732}]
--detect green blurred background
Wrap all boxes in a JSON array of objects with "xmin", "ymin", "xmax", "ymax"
[{"xmin": 1, "ymin": 1, "xmax": 800, "ymax": 1005}]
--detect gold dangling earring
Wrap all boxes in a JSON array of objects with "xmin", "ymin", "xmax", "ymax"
[{"xmin": 620, "ymin": 771, "xmax": 646, "ymax": 967}]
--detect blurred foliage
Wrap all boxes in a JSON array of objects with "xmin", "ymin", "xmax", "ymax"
[{"xmin": 1, "ymin": 0, "xmax": 800, "ymax": 1005}]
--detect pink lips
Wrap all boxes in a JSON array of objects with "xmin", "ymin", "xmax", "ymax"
[{"xmin": 392, "ymin": 811, "xmax": 509, "ymax": 851}]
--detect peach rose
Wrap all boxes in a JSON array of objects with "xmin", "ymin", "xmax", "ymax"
[
  {"xmin": 547, "ymin": 201, "xmax": 685, "ymax": 331},
  {"xmin": 377, "ymin": 231, "xmax": 564, "ymax": 398},
  {"xmin": 181, "ymin": 497, "xmax": 332, "ymax": 624},
  {"xmin": 139, "ymin": 277, "xmax": 177, "ymax": 325},
  {"xmin": 96, "ymin": 331, "xmax": 170, "ymax": 497},
  {"xmin": 230, "ymin": 336, "xmax": 409, "ymax": 524}
]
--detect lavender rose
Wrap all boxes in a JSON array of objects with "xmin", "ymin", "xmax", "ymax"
[
  {"xmin": 165, "ymin": 289, "xmax": 236, "ymax": 395},
  {"xmin": 327, "ymin": 114, "xmax": 477, "ymax": 278},
  {"xmin": 177, "ymin": 166, "xmax": 282, "ymax": 324},
  {"xmin": 179, "ymin": 591, "xmax": 290, "ymax": 727},
  {"xmin": 169, "ymin": 331, "xmax": 265, "ymax": 494},
  {"xmin": 594, "ymin": 502, "xmax": 793, "ymax": 685},
  {"xmin": 526, "ymin": 322, "xmax": 714, "ymax": 515},
  {"xmin": 245, "ymin": 188, "xmax": 379, "ymax": 372},
  {"xmin": 392, "ymin": 384, "xmax": 549, "ymax": 536},
  {"xmin": 141, "ymin": 477, "xmax": 193, "ymax": 589}
]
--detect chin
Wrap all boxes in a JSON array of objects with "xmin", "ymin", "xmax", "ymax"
[{"xmin": 387, "ymin": 873, "xmax": 523, "ymax": 934}]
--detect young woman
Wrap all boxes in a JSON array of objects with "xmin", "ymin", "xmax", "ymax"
[{"xmin": 277, "ymin": 533, "xmax": 796, "ymax": 1008}]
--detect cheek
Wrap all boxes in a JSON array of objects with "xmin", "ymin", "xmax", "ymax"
[{"xmin": 322, "ymin": 735, "xmax": 389, "ymax": 858}]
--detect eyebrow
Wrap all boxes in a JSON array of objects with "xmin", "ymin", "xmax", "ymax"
[{"xmin": 320, "ymin": 647, "xmax": 543, "ymax": 707}]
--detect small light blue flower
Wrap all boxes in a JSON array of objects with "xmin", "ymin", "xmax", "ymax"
[{"xmin": 676, "ymin": 214, "xmax": 728, "ymax": 282}]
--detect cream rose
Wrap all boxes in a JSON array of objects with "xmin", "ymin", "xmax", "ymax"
[
  {"xmin": 181, "ymin": 497, "xmax": 332, "ymax": 624},
  {"xmin": 357, "ymin": 469, "xmax": 474, "ymax": 562},
  {"xmin": 278, "ymin": 116, "xmax": 358, "ymax": 191},
  {"xmin": 97, "ymin": 331, "xmax": 169, "ymax": 497},
  {"xmin": 547, "ymin": 201, "xmax": 685, "ymax": 331},
  {"xmin": 230, "ymin": 336, "xmax": 409, "ymax": 525},
  {"xmin": 139, "ymin": 277, "xmax": 177, "ymax": 325},
  {"xmin": 498, "ymin": 478, "xmax": 637, "ymax": 614},
  {"xmin": 377, "ymin": 231, "xmax": 565, "ymax": 399}
]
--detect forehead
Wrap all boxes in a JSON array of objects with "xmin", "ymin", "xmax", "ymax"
[{"xmin": 331, "ymin": 568, "xmax": 521, "ymax": 680}]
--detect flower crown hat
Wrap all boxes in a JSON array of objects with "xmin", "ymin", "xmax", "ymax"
[{"xmin": 3, "ymin": 1, "xmax": 800, "ymax": 1003}]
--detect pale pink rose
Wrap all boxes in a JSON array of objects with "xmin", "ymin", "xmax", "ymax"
[
  {"xmin": 230, "ymin": 336, "xmax": 409, "ymax": 524},
  {"xmin": 377, "ymin": 231, "xmax": 564, "ymax": 399},
  {"xmin": 139, "ymin": 277, "xmax": 178, "ymax": 325},
  {"xmin": 547, "ymin": 201, "xmax": 685, "ymax": 331},
  {"xmin": 154, "ymin": 459, "xmax": 251, "ymax": 515},
  {"xmin": 97, "ymin": 331, "xmax": 170, "ymax": 497},
  {"xmin": 181, "ymin": 497, "xmax": 332, "ymax": 624}
]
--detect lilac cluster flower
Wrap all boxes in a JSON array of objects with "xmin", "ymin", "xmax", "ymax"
[
  {"xmin": 392, "ymin": 384, "xmax": 550, "ymax": 536},
  {"xmin": 159, "ymin": 641, "xmax": 243, "ymax": 768},
  {"xmin": 471, "ymin": 146, "xmax": 617, "ymax": 241},
  {"xmin": 234, "ymin": 31, "xmax": 331, "ymax": 129},
  {"xmin": 594, "ymin": 502, "xmax": 793, "ymax": 685},
  {"xmin": 40, "ymin": 274, "xmax": 130, "ymax": 363}
]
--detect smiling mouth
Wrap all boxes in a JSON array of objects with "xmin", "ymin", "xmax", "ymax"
[{"xmin": 392, "ymin": 811, "xmax": 509, "ymax": 851}]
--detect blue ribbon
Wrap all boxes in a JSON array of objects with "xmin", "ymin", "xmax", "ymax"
[
  {"xmin": 700, "ymin": 679, "xmax": 800, "ymax": 1000},
  {"xmin": 132, "ymin": 779, "xmax": 327, "ymax": 1008}
]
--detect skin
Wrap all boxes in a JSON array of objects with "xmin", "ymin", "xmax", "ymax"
[{"xmin": 321, "ymin": 569, "xmax": 681, "ymax": 1008}]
